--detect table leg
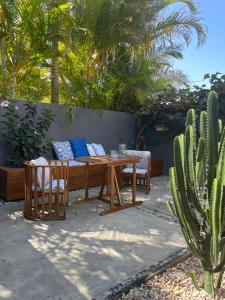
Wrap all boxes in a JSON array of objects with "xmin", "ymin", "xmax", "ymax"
[
  {"xmin": 99, "ymin": 166, "xmax": 108, "ymax": 199},
  {"xmin": 114, "ymin": 172, "xmax": 122, "ymax": 205},
  {"xmin": 85, "ymin": 162, "xmax": 89, "ymax": 201},
  {"xmin": 100, "ymin": 160, "xmax": 143, "ymax": 216},
  {"xmin": 76, "ymin": 162, "xmax": 99, "ymax": 204},
  {"xmin": 107, "ymin": 167, "xmax": 110, "ymax": 195},
  {"xmin": 132, "ymin": 162, "xmax": 136, "ymax": 203},
  {"xmin": 110, "ymin": 165, "xmax": 115, "ymax": 209}
]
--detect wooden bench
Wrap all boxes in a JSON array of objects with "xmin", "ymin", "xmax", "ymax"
[
  {"xmin": 0, "ymin": 164, "xmax": 107, "ymax": 201},
  {"xmin": 0, "ymin": 158, "xmax": 163, "ymax": 201}
]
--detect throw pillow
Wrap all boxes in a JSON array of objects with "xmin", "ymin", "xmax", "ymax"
[
  {"xmin": 86, "ymin": 144, "xmax": 97, "ymax": 156},
  {"xmin": 52, "ymin": 141, "xmax": 74, "ymax": 160},
  {"xmin": 92, "ymin": 143, "xmax": 106, "ymax": 156},
  {"xmin": 30, "ymin": 157, "xmax": 50, "ymax": 188},
  {"xmin": 70, "ymin": 138, "xmax": 89, "ymax": 157}
]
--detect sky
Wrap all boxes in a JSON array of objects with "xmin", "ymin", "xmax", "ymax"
[{"xmin": 173, "ymin": 0, "xmax": 225, "ymax": 86}]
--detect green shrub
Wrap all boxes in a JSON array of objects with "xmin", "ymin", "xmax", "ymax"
[{"xmin": 1, "ymin": 100, "xmax": 54, "ymax": 167}]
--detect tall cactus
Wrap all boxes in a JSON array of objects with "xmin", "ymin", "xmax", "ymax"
[{"xmin": 168, "ymin": 91, "xmax": 225, "ymax": 295}]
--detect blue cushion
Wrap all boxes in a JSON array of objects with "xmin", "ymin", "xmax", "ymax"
[
  {"xmin": 52, "ymin": 141, "xmax": 74, "ymax": 160},
  {"xmin": 69, "ymin": 138, "xmax": 89, "ymax": 157}
]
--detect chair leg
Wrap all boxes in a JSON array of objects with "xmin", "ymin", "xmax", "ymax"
[{"xmin": 146, "ymin": 174, "xmax": 151, "ymax": 195}]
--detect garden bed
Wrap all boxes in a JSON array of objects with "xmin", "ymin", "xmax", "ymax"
[{"xmin": 119, "ymin": 256, "xmax": 225, "ymax": 300}]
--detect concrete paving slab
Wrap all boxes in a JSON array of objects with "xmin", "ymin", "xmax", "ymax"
[{"xmin": 0, "ymin": 176, "xmax": 185, "ymax": 300}]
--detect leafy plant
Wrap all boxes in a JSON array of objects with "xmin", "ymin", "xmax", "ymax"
[
  {"xmin": 167, "ymin": 91, "xmax": 225, "ymax": 295},
  {"xmin": 0, "ymin": 0, "xmax": 206, "ymax": 106},
  {"xmin": 136, "ymin": 73, "xmax": 225, "ymax": 149},
  {"xmin": 1, "ymin": 100, "xmax": 54, "ymax": 167}
]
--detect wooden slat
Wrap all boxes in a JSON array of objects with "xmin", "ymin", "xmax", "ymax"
[{"xmin": 24, "ymin": 161, "xmax": 68, "ymax": 221}]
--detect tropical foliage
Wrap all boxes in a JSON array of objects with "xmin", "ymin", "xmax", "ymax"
[
  {"xmin": 0, "ymin": 100, "xmax": 54, "ymax": 167},
  {"xmin": 136, "ymin": 73, "xmax": 225, "ymax": 149},
  {"xmin": 0, "ymin": 0, "xmax": 206, "ymax": 109}
]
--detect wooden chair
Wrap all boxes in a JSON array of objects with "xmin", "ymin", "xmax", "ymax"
[
  {"xmin": 122, "ymin": 150, "xmax": 151, "ymax": 195},
  {"xmin": 24, "ymin": 160, "xmax": 69, "ymax": 221}
]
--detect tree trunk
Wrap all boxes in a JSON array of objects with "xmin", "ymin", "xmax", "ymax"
[
  {"xmin": 85, "ymin": 42, "xmax": 92, "ymax": 106},
  {"xmin": 112, "ymin": 47, "xmax": 116, "ymax": 63},
  {"xmin": 0, "ymin": 37, "xmax": 8, "ymax": 96},
  {"xmin": 103, "ymin": 51, "xmax": 109, "ymax": 74},
  {"xmin": 11, "ymin": 70, "xmax": 17, "ymax": 99},
  {"xmin": 130, "ymin": 47, "xmax": 135, "ymax": 65},
  {"xmin": 51, "ymin": 39, "xmax": 60, "ymax": 104}
]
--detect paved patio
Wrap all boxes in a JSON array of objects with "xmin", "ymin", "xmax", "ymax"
[{"xmin": 0, "ymin": 176, "xmax": 186, "ymax": 300}]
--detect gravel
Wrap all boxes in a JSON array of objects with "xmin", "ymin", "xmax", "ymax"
[{"xmin": 119, "ymin": 257, "xmax": 225, "ymax": 300}]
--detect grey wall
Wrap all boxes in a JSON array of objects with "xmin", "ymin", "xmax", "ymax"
[
  {"xmin": 150, "ymin": 140, "xmax": 174, "ymax": 175},
  {"xmin": 0, "ymin": 100, "xmax": 137, "ymax": 165},
  {"xmin": 0, "ymin": 100, "xmax": 174, "ymax": 174}
]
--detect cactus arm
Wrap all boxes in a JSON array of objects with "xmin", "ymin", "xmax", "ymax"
[
  {"xmin": 218, "ymin": 119, "xmax": 223, "ymax": 142},
  {"xmin": 199, "ymin": 111, "xmax": 208, "ymax": 193},
  {"xmin": 197, "ymin": 137, "xmax": 206, "ymax": 162},
  {"xmin": 170, "ymin": 168, "xmax": 200, "ymax": 256},
  {"xmin": 186, "ymin": 109, "xmax": 196, "ymax": 149},
  {"xmin": 166, "ymin": 200, "xmax": 176, "ymax": 215},
  {"xmin": 185, "ymin": 125, "xmax": 204, "ymax": 214},
  {"xmin": 216, "ymin": 137, "xmax": 225, "ymax": 234},
  {"xmin": 211, "ymin": 178, "xmax": 222, "ymax": 263},
  {"xmin": 218, "ymin": 128, "xmax": 225, "ymax": 158},
  {"xmin": 200, "ymin": 111, "xmax": 207, "ymax": 140},
  {"xmin": 196, "ymin": 137, "xmax": 206, "ymax": 187},
  {"xmin": 185, "ymin": 126, "xmax": 196, "ymax": 185},
  {"xmin": 207, "ymin": 91, "xmax": 219, "ymax": 197}
]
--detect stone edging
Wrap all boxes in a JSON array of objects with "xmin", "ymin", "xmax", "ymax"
[
  {"xmin": 95, "ymin": 248, "xmax": 191, "ymax": 300},
  {"xmin": 134, "ymin": 205, "xmax": 179, "ymax": 224},
  {"xmin": 0, "ymin": 199, "xmax": 9, "ymax": 206}
]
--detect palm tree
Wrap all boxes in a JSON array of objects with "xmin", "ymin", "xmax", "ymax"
[
  {"xmin": 67, "ymin": 0, "xmax": 206, "ymax": 109},
  {"xmin": 20, "ymin": 0, "xmax": 73, "ymax": 103},
  {"xmin": 0, "ymin": 0, "xmax": 206, "ymax": 107},
  {"xmin": 0, "ymin": 0, "xmax": 19, "ymax": 96}
]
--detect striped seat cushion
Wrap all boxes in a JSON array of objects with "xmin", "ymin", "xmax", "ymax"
[
  {"xmin": 32, "ymin": 179, "xmax": 65, "ymax": 191},
  {"xmin": 122, "ymin": 167, "xmax": 148, "ymax": 175}
]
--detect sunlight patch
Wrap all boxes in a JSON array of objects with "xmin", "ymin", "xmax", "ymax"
[{"xmin": 0, "ymin": 286, "xmax": 13, "ymax": 298}]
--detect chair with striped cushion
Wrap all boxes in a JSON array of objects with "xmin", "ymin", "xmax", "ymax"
[
  {"xmin": 24, "ymin": 158, "xmax": 69, "ymax": 221},
  {"xmin": 122, "ymin": 150, "xmax": 151, "ymax": 194}
]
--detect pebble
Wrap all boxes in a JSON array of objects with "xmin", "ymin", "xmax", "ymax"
[{"xmin": 119, "ymin": 257, "xmax": 225, "ymax": 300}]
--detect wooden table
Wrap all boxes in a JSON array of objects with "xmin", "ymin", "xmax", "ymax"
[{"xmin": 76, "ymin": 156, "xmax": 143, "ymax": 216}]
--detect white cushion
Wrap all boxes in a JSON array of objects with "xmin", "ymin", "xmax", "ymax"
[
  {"xmin": 30, "ymin": 157, "xmax": 50, "ymax": 188},
  {"xmin": 32, "ymin": 179, "xmax": 65, "ymax": 191},
  {"xmin": 86, "ymin": 144, "xmax": 97, "ymax": 156},
  {"xmin": 122, "ymin": 167, "xmax": 148, "ymax": 175},
  {"xmin": 92, "ymin": 143, "xmax": 106, "ymax": 156},
  {"xmin": 45, "ymin": 179, "xmax": 65, "ymax": 191},
  {"xmin": 50, "ymin": 160, "xmax": 85, "ymax": 167},
  {"xmin": 126, "ymin": 150, "xmax": 151, "ymax": 169}
]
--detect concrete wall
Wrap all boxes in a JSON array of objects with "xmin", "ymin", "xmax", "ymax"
[
  {"xmin": 150, "ymin": 140, "xmax": 174, "ymax": 175},
  {"xmin": 0, "ymin": 100, "xmax": 137, "ymax": 165},
  {"xmin": 0, "ymin": 100, "xmax": 175, "ymax": 174}
]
